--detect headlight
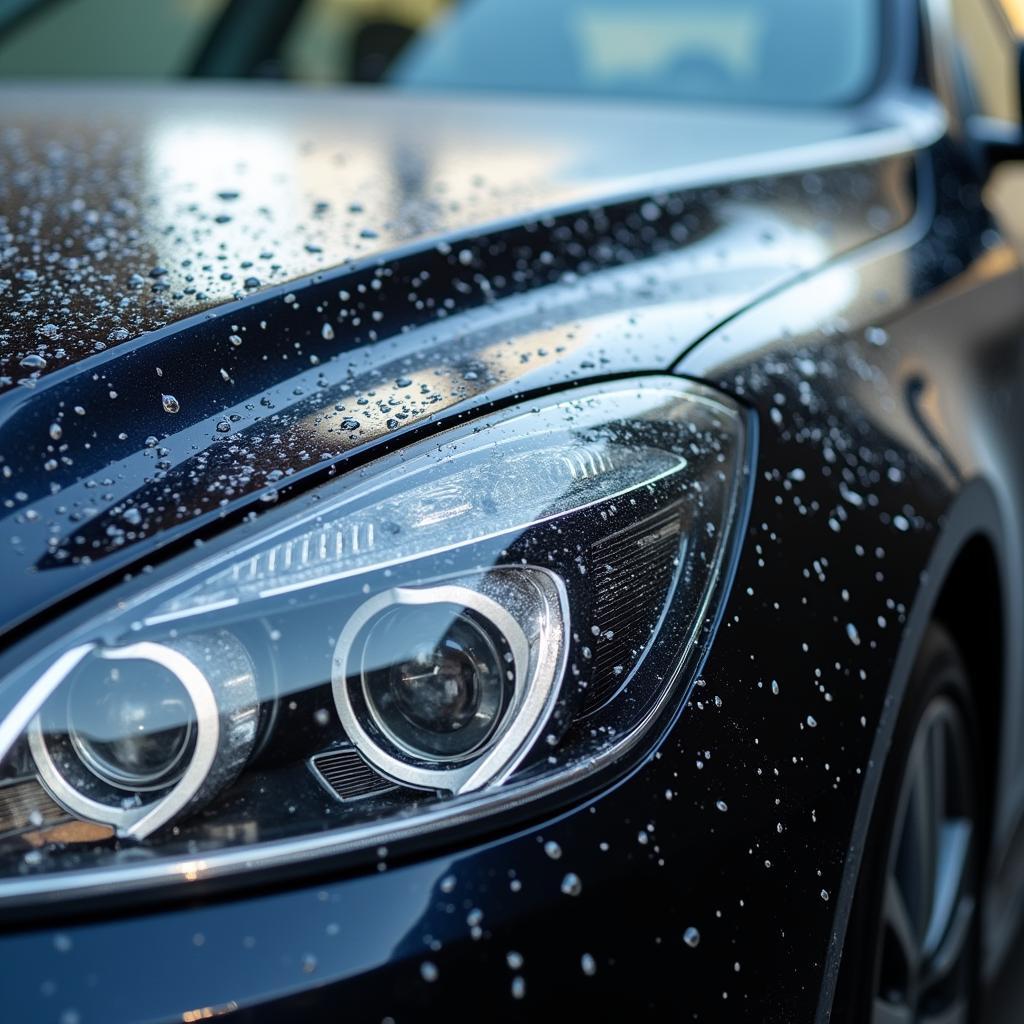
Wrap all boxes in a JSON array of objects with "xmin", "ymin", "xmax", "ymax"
[{"xmin": 0, "ymin": 377, "xmax": 749, "ymax": 905}]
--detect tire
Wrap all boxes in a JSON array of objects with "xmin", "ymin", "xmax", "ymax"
[{"xmin": 834, "ymin": 623, "xmax": 982, "ymax": 1024}]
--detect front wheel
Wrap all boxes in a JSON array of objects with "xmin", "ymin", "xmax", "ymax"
[{"xmin": 836, "ymin": 624, "xmax": 982, "ymax": 1024}]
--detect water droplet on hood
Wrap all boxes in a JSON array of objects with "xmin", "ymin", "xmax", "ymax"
[{"xmin": 560, "ymin": 872, "xmax": 582, "ymax": 896}]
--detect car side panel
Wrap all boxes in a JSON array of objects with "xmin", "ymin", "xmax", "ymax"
[{"xmin": 678, "ymin": 138, "xmax": 1024, "ymax": 997}]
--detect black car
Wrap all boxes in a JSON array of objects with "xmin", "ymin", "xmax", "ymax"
[{"xmin": 1, "ymin": 0, "xmax": 1023, "ymax": 1021}]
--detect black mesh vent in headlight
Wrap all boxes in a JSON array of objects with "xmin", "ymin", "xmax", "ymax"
[
  {"xmin": 584, "ymin": 505, "xmax": 684, "ymax": 715},
  {"xmin": 310, "ymin": 747, "xmax": 397, "ymax": 801}
]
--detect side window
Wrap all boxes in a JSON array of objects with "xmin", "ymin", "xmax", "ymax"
[{"xmin": 949, "ymin": 0, "xmax": 1021, "ymax": 121}]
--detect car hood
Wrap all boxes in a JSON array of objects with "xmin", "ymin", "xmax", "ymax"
[
  {"xmin": 0, "ymin": 81, "xmax": 933, "ymax": 634},
  {"xmin": 0, "ymin": 80, "xmax": 931, "ymax": 390}
]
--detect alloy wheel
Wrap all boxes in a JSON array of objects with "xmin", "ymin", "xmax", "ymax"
[{"xmin": 871, "ymin": 695, "xmax": 978, "ymax": 1024}]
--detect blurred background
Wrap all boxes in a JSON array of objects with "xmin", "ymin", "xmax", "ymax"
[
  {"xmin": 0, "ymin": 0, "xmax": 874, "ymax": 101},
  {"xmin": 0, "ymin": 0, "xmax": 449, "ymax": 83}
]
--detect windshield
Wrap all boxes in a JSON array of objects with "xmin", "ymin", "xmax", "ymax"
[{"xmin": 0, "ymin": 0, "xmax": 881, "ymax": 107}]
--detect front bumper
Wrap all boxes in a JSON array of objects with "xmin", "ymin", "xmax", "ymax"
[{"xmin": 0, "ymin": 718, "xmax": 844, "ymax": 1024}]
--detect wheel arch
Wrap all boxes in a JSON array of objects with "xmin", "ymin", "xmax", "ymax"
[
  {"xmin": 933, "ymin": 532, "xmax": 1003, "ymax": 847},
  {"xmin": 818, "ymin": 475, "xmax": 1013, "ymax": 1021}
]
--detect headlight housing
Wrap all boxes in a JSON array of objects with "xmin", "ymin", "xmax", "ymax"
[{"xmin": 0, "ymin": 377, "xmax": 749, "ymax": 906}]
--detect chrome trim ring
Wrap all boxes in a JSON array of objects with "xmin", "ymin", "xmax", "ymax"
[
  {"xmin": 28, "ymin": 633, "xmax": 258, "ymax": 841},
  {"xmin": 332, "ymin": 571, "xmax": 565, "ymax": 794}
]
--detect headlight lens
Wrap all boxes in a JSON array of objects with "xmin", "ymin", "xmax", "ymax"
[
  {"xmin": 358, "ymin": 600, "xmax": 508, "ymax": 760},
  {"xmin": 0, "ymin": 377, "xmax": 748, "ymax": 905},
  {"xmin": 348, "ymin": 594, "xmax": 518, "ymax": 761},
  {"xmin": 65, "ymin": 653, "xmax": 195, "ymax": 790}
]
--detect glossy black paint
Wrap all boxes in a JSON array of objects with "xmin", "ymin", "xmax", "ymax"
[
  {"xmin": 0, "ymin": 81, "xmax": 910, "ymax": 395},
  {"xmin": 2, "ymin": 9, "xmax": 1024, "ymax": 1024},
  {"xmin": 0, "ymin": 104, "xmax": 915, "ymax": 638}
]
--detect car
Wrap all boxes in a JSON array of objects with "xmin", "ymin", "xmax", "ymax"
[{"xmin": 0, "ymin": 0, "xmax": 1023, "ymax": 1020}]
